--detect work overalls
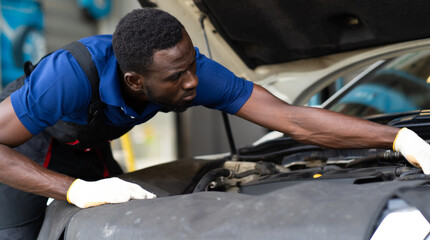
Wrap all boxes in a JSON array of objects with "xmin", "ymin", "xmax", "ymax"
[{"xmin": 0, "ymin": 42, "xmax": 132, "ymax": 239}]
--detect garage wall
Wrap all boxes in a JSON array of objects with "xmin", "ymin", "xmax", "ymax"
[
  {"xmin": 181, "ymin": 107, "xmax": 269, "ymax": 157},
  {"xmin": 43, "ymin": 0, "xmax": 97, "ymax": 51}
]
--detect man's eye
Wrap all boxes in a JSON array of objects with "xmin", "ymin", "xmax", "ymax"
[
  {"xmin": 170, "ymin": 72, "xmax": 182, "ymax": 81},
  {"xmin": 190, "ymin": 59, "xmax": 196, "ymax": 69}
]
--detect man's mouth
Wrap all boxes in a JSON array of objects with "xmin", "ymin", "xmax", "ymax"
[{"xmin": 183, "ymin": 90, "xmax": 196, "ymax": 101}]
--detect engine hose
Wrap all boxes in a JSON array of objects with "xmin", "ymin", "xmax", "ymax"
[
  {"xmin": 345, "ymin": 151, "xmax": 401, "ymax": 168},
  {"xmin": 345, "ymin": 156, "xmax": 379, "ymax": 168},
  {"xmin": 231, "ymin": 169, "xmax": 259, "ymax": 179},
  {"xmin": 193, "ymin": 168, "xmax": 231, "ymax": 193}
]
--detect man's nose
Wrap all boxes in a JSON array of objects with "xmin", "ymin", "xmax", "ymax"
[{"xmin": 182, "ymin": 71, "xmax": 198, "ymax": 90}]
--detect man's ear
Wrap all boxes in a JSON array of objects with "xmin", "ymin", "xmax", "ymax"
[{"xmin": 123, "ymin": 72, "xmax": 145, "ymax": 91}]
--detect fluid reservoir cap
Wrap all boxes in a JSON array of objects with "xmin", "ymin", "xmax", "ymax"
[{"xmin": 313, "ymin": 174, "xmax": 322, "ymax": 178}]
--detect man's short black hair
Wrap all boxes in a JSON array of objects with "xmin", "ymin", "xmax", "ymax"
[{"xmin": 112, "ymin": 8, "xmax": 184, "ymax": 75}]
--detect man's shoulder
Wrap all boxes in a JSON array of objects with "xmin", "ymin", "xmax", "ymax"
[
  {"xmin": 79, "ymin": 34, "xmax": 113, "ymax": 44},
  {"xmin": 77, "ymin": 35, "xmax": 114, "ymax": 57}
]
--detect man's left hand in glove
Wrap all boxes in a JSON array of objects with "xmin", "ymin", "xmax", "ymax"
[{"xmin": 67, "ymin": 177, "xmax": 156, "ymax": 208}]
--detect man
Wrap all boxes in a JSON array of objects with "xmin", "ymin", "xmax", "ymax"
[{"xmin": 0, "ymin": 7, "xmax": 429, "ymax": 239}]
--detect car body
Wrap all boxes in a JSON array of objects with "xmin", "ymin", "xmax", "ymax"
[{"xmin": 38, "ymin": 1, "xmax": 430, "ymax": 239}]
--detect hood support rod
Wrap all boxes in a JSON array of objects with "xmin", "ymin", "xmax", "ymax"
[{"xmin": 199, "ymin": 15, "xmax": 238, "ymax": 158}]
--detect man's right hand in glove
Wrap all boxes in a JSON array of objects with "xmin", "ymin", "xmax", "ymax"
[
  {"xmin": 67, "ymin": 177, "xmax": 156, "ymax": 208},
  {"xmin": 394, "ymin": 127, "xmax": 430, "ymax": 174}
]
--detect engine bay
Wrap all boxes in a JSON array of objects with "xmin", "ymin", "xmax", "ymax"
[
  {"xmin": 194, "ymin": 111, "xmax": 430, "ymax": 195},
  {"xmin": 196, "ymin": 148, "xmax": 424, "ymax": 195}
]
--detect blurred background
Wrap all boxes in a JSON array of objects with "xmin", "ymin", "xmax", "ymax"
[{"xmin": 0, "ymin": 0, "xmax": 267, "ymax": 172}]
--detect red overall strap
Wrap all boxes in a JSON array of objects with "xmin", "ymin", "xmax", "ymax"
[
  {"xmin": 42, "ymin": 139, "xmax": 54, "ymax": 168},
  {"xmin": 95, "ymin": 149, "xmax": 110, "ymax": 178}
]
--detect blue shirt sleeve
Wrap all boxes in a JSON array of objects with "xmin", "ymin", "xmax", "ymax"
[
  {"xmin": 10, "ymin": 50, "xmax": 92, "ymax": 135},
  {"xmin": 194, "ymin": 48, "xmax": 254, "ymax": 114}
]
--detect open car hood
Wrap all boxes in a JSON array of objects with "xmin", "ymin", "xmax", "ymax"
[
  {"xmin": 149, "ymin": 0, "xmax": 430, "ymax": 103},
  {"xmin": 193, "ymin": 0, "xmax": 430, "ymax": 69}
]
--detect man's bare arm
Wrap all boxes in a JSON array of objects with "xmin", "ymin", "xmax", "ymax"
[
  {"xmin": 0, "ymin": 97, "xmax": 74, "ymax": 200},
  {"xmin": 0, "ymin": 97, "xmax": 155, "ymax": 207},
  {"xmin": 236, "ymin": 84, "xmax": 399, "ymax": 149}
]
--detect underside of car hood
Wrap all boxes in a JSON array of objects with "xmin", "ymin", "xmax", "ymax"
[{"xmin": 193, "ymin": 0, "xmax": 430, "ymax": 69}]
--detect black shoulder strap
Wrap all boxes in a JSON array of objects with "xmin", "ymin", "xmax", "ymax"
[{"xmin": 62, "ymin": 41, "xmax": 105, "ymax": 125}]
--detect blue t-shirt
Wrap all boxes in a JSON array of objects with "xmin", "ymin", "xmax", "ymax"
[{"xmin": 10, "ymin": 35, "xmax": 254, "ymax": 135}]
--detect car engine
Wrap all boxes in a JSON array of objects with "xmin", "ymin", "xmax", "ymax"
[{"xmin": 193, "ymin": 111, "xmax": 430, "ymax": 195}]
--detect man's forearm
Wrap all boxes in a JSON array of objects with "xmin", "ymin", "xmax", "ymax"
[
  {"xmin": 236, "ymin": 85, "xmax": 399, "ymax": 149},
  {"xmin": 283, "ymin": 106, "xmax": 399, "ymax": 149},
  {"xmin": 0, "ymin": 144, "xmax": 74, "ymax": 201}
]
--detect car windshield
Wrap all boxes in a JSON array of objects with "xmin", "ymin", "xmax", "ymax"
[{"xmin": 323, "ymin": 50, "xmax": 430, "ymax": 118}]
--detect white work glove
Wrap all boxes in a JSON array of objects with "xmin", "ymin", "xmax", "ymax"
[
  {"xmin": 394, "ymin": 127, "xmax": 430, "ymax": 174},
  {"xmin": 67, "ymin": 177, "xmax": 156, "ymax": 208}
]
